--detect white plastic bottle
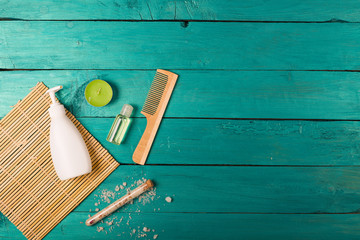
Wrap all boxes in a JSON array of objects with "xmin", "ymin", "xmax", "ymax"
[{"xmin": 46, "ymin": 86, "xmax": 92, "ymax": 180}]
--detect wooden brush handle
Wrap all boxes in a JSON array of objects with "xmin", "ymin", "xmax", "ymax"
[{"xmin": 133, "ymin": 113, "xmax": 160, "ymax": 165}]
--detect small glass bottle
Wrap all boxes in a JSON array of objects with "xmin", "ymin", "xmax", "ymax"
[{"xmin": 107, "ymin": 104, "xmax": 133, "ymax": 145}]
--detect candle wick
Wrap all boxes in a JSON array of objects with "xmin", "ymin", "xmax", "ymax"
[{"xmin": 97, "ymin": 88, "xmax": 101, "ymax": 95}]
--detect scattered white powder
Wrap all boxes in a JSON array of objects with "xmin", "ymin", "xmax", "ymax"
[
  {"xmin": 90, "ymin": 177, "xmax": 162, "ymax": 237},
  {"xmin": 100, "ymin": 189, "xmax": 116, "ymax": 203},
  {"xmin": 136, "ymin": 179, "xmax": 145, "ymax": 185},
  {"xmin": 118, "ymin": 216, "xmax": 124, "ymax": 226},
  {"xmin": 165, "ymin": 197, "xmax": 172, "ymax": 203}
]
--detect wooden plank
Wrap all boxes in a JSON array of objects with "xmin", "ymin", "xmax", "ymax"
[
  {"xmin": 1, "ymin": 70, "xmax": 360, "ymax": 120},
  {"xmin": 1, "ymin": 114, "xmax": 359, "ymax": 166},
  {"xmin": 81, "ymin": 118, "xmax": 360, "ymax": 165},
  {"xmin": 71, "ymin": 166, "xmax": 360, "ymax": 213},
  {"xmin": 2, "ymin": 212, "xmax": 360, "ymax": 240},
  {"xmin": 1, "ymin": 22, "xmax": 360, "ymax": 70},
  {"xmin": 1, "ymin": 0, "xmax": 360, "ymax": 21}
]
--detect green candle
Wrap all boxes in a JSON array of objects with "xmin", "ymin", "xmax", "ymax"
[{"xmin": 84, "ymin": 79, "xmax": 113, "ymax": 107}]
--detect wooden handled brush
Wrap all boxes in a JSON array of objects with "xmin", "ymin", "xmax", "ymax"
[{"xmin": 133, "ymin": 69, "xmax": 178, "ymax": 165}]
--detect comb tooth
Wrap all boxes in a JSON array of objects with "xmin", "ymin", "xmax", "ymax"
[
  {"xmin": 147, "ymin": 89, "xmax": 165, "ymax": 96},
  {"xmin": 146, "ymin": 88, "xmax": 166, "ymax": 100},
  {"xmin": 145, "ymin": 90, "xmax": 165, "ymax": 102},
  {"xmin": 150, "ymin": 80, "xmax": 167, "ymax": 88},
  {"xmin": 142, "ymin": 72, "xmax": 169, "ymax": 115},
  {"xmin": 146, "ymin": 95, "xmax": 162, "ymax": 102},
  {"xmin": 143, "ymin": 101, "xmax": 161, "ymax": 112},
  {"xmin": 148, "ymin": 88, "xmax": 164, "ymax": 94},
  {"xmin": 143, "ymin": 107, "xmax": 157, "ymax": 113},
  {"xmin": 148, "ymin": 81, "xmax": 166, "ymax": 91},
  {"xmin": 150, "ymin": 83, "xmax": 167, "ymax": 90},
  {"xmin": 151, "ymin": 81, "xmax": 167, "ymax": 87}
]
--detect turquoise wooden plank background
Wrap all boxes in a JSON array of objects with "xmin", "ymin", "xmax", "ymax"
[
  {"xmin": 2, "ymin": 0, "xmax": 360, "ymax": 21},
  {"xmin": 1, "ymin": 1, "xmax": 360, "ymax": 240},
  {"xmin": 2, "ymin": 70, "xmax": 360, "ymax": 119},
  {"xmin": 3, "ymin": 22, "xmax": 360, "ymax": 70}
]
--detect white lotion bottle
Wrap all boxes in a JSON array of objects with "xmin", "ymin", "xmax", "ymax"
[{"xmin": 46, "ymin": 86, "xmax": 92, "ymax": 180}]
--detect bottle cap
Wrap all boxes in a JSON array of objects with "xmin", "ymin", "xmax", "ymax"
[{"xmin": 120, "ymin": 104, "xmax": 133, "ymax": 118}]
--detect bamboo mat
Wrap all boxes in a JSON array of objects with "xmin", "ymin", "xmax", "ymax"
[{"xmin": 0, "ymin": 82, "xmax": 119, "ymax": 240}]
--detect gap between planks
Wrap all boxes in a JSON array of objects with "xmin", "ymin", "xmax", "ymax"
[{"xmin": 0, "ymin": 19, "xmax": 352, "ymax": 23}]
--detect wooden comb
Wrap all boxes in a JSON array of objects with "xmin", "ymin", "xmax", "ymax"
[{"xmin": 133, "ymin": 69, "xmax": 178, "ymax": 165}]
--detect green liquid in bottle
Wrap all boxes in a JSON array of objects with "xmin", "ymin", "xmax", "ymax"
[{"xmin": 106, "ymin": 104, "xmax": 133, "ymax": 145}]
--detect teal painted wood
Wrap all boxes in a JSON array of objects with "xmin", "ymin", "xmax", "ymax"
[
  {"xmin": 1, "ymin": 212, "xmax": 360, "ymax": 240},
  {"xmin": 80, "ymin": 118, "xmax": 360, "ymax": 165},
  {"xmin": 2, "ymin": 22, "xmax": 360, "ymax": 70},
  {"xmin": 2, "ymin": 70, "xmax": 360, "ymax": 119},
  {"xmin": 2, "ymin": 212, "xmax": 360, "ymax": 240},
  {"xmin": 1, "ymin": 1, "xmax": 360, "ymax": 239},
  {"xmin": 1, "ymin": 0, "xmax": 360, "ymax": 22},
  {"xmin": 67, "ymin": 166, "xmax": 360, "ymax": 213}
]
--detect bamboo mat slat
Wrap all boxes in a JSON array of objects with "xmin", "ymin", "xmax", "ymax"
[{"xmin": 0, "ymin": 82, "xmax": 119, "ymax": 240}]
